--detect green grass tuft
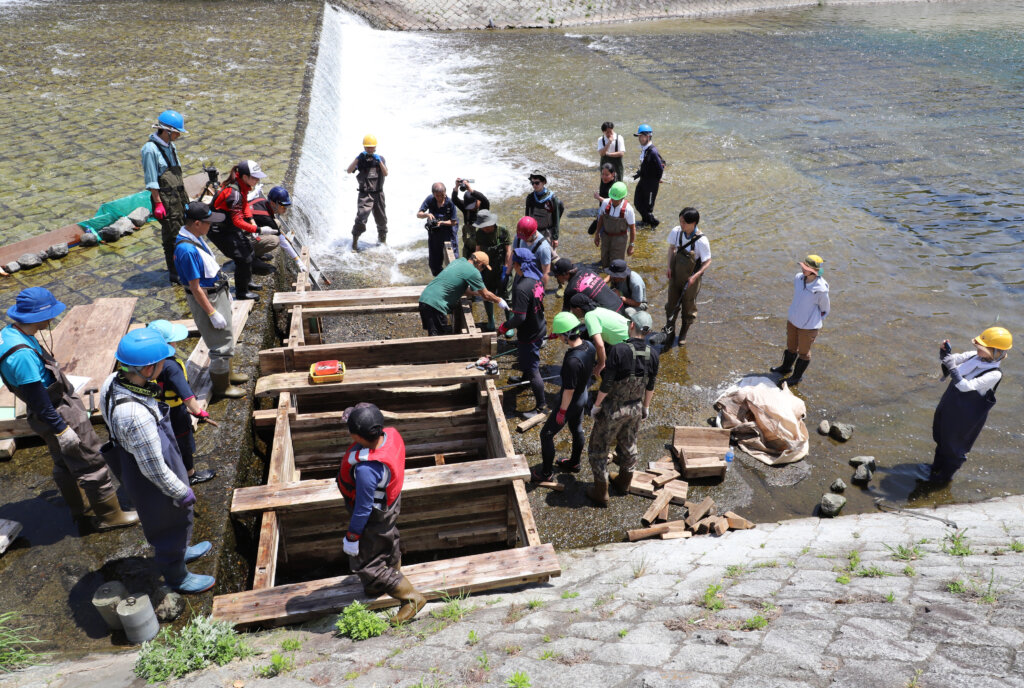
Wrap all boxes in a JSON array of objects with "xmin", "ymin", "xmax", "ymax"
[
  {"xmin": 702, "ymin": 584, "xmax": 725, "ymax": 611},
  {"xmin": 134, "ymin": 615, "xmax": 252, "ymax": 683},
  {"xmin": 742, "ymin": 615, "xmax": 769, "ymax": 630},
  {"xmin": 335, "ymin": 601, "xmax": 389, "ymax": 640}
]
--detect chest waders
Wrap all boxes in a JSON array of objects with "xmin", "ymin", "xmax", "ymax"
[
  {"xmin": 155, "ymin": 144, "xmax": 189, "ymax": 280},
  {"xmin": 930, "ymin": 360, "xmax": 1001, "ymax": 482},
  {"xmin": 665, "ymin": 232, "xmax": 704, "ymax": 345},
  {"xmin": 354, "ymin": 157, "xmax": 387, "ymax": 243},
  {"xmin": 599, "ymin": 202, "xmax": 631, "ymax": 268},
  {"xmin": 600, "ymin": 136, "xmax": 625, "ymax": 181}
]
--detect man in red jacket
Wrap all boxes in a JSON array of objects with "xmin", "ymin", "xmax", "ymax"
[
  {"xmin": 208, "ymin": 160, "xmax": 271, "ymax": 300},
  {"xmin": 337, "ymin": 403, "xmax": 426, "ymax": 624}
]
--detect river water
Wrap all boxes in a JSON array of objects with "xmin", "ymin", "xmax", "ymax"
[{"xmin": 296, "ymin": 1, "xmax": 1024, "ymax": 540}]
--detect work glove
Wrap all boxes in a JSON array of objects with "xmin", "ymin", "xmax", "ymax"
[
  {"xmin": 372, "ymin": 153, "xmax": 381, "ymax": 161},
  {"xmin": 590, "ymin": 403, "xmax": 601, "ymax": 418},
  {"xmin": 259, "ymin": 227, "xmax": 279, "ymax": 236},
  {"xmin": 497, "ymin": 298, "xmax": 509, "ymax": 311},
  {"xmin": 555, "ymin": 409, "xmax": 566, "ymax": 425},
  {"xmin": 343, "ymin": 536, "xmax": 359, "ymax": 557},
  {"xmin": 56, "ymin": 426, "xmax": 82, "ymax": 456},
  {"xmin": 296, "ymin": 260, "xmax": 308, "ymax": 272},
  {"xmin": 642, "ymin": 406, "xmax": 650, "ymax": 420},
  {"xmin": 940, "ymin": 340, "xmax": 952, "ymax": 359},
  {"xmin": 208, "ymin": 310, "xmax": 229, "ymax": 330},
  {"xmin": 153, "ymin": 202, "xmax": 167, "ymax": 220},
  {"xmin": 500, "ymin": 265, "xmax": 508, "ymax": 282},
  {"xmin": 190, "ymin": 408, "xmax": 210, "ymax": 420},
  {"xmin": 496, "ymin": 322, "xmax": 509, "ymax": 336},
  {"xmin": 175, "ymin": 488, "xmax": 196, "ymax": 508}
]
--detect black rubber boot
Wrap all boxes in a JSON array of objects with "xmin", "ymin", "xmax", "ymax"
[
  {"xmin": 786, "ymin": 358, "xmax": 810, "ymax": 387},
  {"xmin": 771, "ymin": 350, "xmax": 798, "ymax": 376}
]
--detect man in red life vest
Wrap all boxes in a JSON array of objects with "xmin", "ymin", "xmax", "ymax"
[{"xmin": 337, "ymin": 403, "xmax": 426, "ymax": 624}]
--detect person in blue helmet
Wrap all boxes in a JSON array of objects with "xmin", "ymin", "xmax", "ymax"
[
  {"xmin": 142, "ymin": 109, "xmax": 192, "ymax": 284},
  {"xmin": 632, "ymin": 124, "xmax": 665, "ymax": 228},
  {"xmin": 147, "ymin": 320, "xmax": 216, "ymax": 486},
  {"xmin": 100, "ymin": 329, "xmax": 215, "ymax": 594},
  {"xmin": 0, "ymin": 288, "xmax": 139, "ymax": 531},
  {"xmin": 247, "ymin": 185, "xmax": 288, "ymax": 268}
]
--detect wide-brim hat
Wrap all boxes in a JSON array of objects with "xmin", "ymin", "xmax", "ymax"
[
  {"xmin": 147, "ymin": 319, "xmax": 189, "ymax": 344},
  {"xmin": 528, "ymin": 172, "xmax": 547, "ymax": 184},
  {"xmin": 473, "ymin": 210, "xmax": 499, "ymax": 228},
  {"xmin": 799, "ymin": 254, "xmax": 824, "ymax": 274},
  {"xmin": 606, "ymin": 259, "xmax": 630, "ymax": 279},
  {"xmin": 7, "ymin": 287, "xmax": 66, "ymax": 323}
]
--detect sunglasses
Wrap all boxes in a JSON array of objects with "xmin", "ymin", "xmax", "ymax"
[{"xmin": 531, "ymin": 181, "xmax": 543, "ymax": 186}]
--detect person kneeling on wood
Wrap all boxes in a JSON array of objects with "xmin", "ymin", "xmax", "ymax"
[{"xmin": 338, "ymin": 403, "xmax": 426, "ymax": 624}]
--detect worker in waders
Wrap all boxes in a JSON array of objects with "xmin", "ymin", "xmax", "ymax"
[
  {"xmin": 607, "ymin": 259, "xmax": 648, "ymax": 318},
  {"xmin": 101, "ymin": 329, "xmax": 214, "ymax": 593},
  {"xmin": 173, "ymin": 202, "xmax": 247, "ymax": 399},
  {"xmin": 632, "ymin": 124, "xmax": 665, "ymax": 228},
  {"xmin": 0, "ymin": 288, "xmax": 139, "ymax": 532},
  {"xmin": 147, "ymin": 320, "xmax": 216, "ymax": 486},
  {"xmin": 142, "ymin": 109, "xmax": 191, "ymax": 285},
  {"xmin": 338, "ymin": 403, "xmax": 426, "ymax": 624},
  {"xmin": 586, "ymin": 311, "xmax": 660, "ymax": 507},
  {"xmin": 597, "ymin": 121, "xmax": 626, "ymax": 182},
  {"xmin": 473, "ymin": 210, "xmax": 513, "ymax": 332},
  {"xmin": 926, "ymin": 327, "xmax": 1012, "ymax": 484},
  {"xmin": 594, "ymin": 181, "xmax": 636, "ymax": 267},
  {"xmin": 524, "ymin": 172, "xmax": 562, "ymax": 252},
  {"xmin": 499, "ymin": 249, "xmax": 548, "ymax": 419},
  {"xmin": 531, "ymin": 312, "xmax": 596, "ymax": 481},
  {"xmin": 209, "ymin": 160, "xmax": 272, "ymax": 301},
  {"xmin": 664, "ymin": 207, "xmax": 711, "ymax": 348},
  {"xmin": 769, "ymin": 254, "xmax": 830, "ymax": 388},
  {"xmin": 347, "ymin": 134, "xmax": 388, "ymax": 250}
]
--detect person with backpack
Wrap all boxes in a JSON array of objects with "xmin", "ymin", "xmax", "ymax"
[
  {"xmin": 632, "ymin": 124, "xmax": 665, "ymax": 227},
  {"xmin": 510, "ymin": 217, "xmax": 552, "ymax": 288},
  {"xmin": 208, "ymin": 160, "xmax": 272, "ymax": 301},
  {"xmin": 525, "ymin": 172, "xmax": 562, "ymax": 251},
  {"xmin": 594, "ymin": 181, "xmax": 636, "ymax": 267},
  {"xmin": 664, "ymin": 207, "xmax": 711, "ymax": 347}
]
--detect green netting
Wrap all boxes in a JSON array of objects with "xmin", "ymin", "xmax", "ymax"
[{"xmin": 77, "ymin": 190, "xmax": 151, "ymax": 232}]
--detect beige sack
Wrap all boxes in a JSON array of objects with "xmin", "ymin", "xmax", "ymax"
[{"xmin": 714, "ymin": 376, "xmax": 808, "ymax": 465}]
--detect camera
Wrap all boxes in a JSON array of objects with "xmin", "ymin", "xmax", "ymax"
[
  {"xmin": 457, "ymin": 177, "xmax": 474, "ymax": 192},
  {"xmin": 203, "ymin": 164, "xmax": 219, "ymax": 185},
  {"xmin": 424, "ymin": 218, "xmax": 440, "ymax": 231}
]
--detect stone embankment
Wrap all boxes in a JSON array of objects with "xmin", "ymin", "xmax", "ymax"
[
  {"xmin": 343, "ymin": 0, "xmax": 936, "ymax": 31},
  {"xmin": 5, "ymin": 496, "xmax": 1022, "ymax": 687}
]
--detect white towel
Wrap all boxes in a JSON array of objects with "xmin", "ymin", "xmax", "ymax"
[{"xmin": 177, "ymin": 227, "xmax": 222, "ymax": 280}]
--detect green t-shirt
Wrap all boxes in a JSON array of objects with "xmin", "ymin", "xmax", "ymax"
[
  {"xmin": 584, "ymin": 307, "xmax": 629, "ymax": 345},
  {"xmin": 418, "ymin": 257, "xmax": 485, "ymax": 315}
]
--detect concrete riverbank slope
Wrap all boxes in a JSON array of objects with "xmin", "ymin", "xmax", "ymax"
[{"xmin": 343, "ymin": 0, "xmax": 940, "ymax": 30}]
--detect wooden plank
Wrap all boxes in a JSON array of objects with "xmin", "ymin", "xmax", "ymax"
[
  {"xmin": 287, "ymin": 305, "xmax": 305, "ymax": 349},
  {"xmin": 711, "ymin": 516, "xmax": 729, "ymax": 536},
  {"xmin": 627, "ymin": 524, "xmax": 669, "ymax": 542},
  {"xmin": 253, "ymin": 405, "xmax": 482, "ymax": 429},
  {"xmin": 259, "ymin": 334, "xmax": 496, "ymax": 374},
  {"xmin": 651, "ymin": 470, "xmax": 680, "ymax": 487},
  {"xmin": 724, "ymin": 511, "xmax": 756, "ymax": 530},
  {"xmin": 516, "ymin": 411, "xmax": 548, "ymax": 433},
  {"xmin": 231, "ymin": 455, "xmax": 530, "ymax": 515},
  {"xmin": 0, "ymin": 224, "xmax": 84, "ymax": 266},
  {"xmin": 671, "ymin": 426, "xmax": 732, "ymax": 448},
  {"xmin": 299, "ymin": 303, "xmax": 421, "ymax": 318},
  {"xmin": 48, "ymin": 298, "xmax": 137, "ymax": 393},
  {"xmin": 185, "ymin": 299, "xmax": 254, "ymax": 417},
  {"xmin": 629, "ymin": 475, "xmax": 688, "ymax": 504},
  {"xmin": 255, "ymin": 362, "xmax": 495, "ymax": 398},
  {"xmin": 128, "ymin": 318, "xmax": 199, "ymax": 336},
  {"xmin": 641, "ymin": 490, "xmax": 673, "ymax": 527},
  {"xmin": 0, "ymin": 519, "xmax": 22, "ymax": 554},
  {"xmin": 535, "ymin": 481, "xmax": 564, "ymax": 492},
  {"xmin": 212, "ymin": 543, "xmax": 560, "ymax": 627},
  {"xmin": 273, "ymin": 286, "xmax": 425, "ymax": 311},
  {"xmin": 685, "ymin": 497, "xmax": 715, "ymax": 529},
  {"xmin": 660, "ymin": 530, "xmax": 692, "ymax": 540},
  {"xmin": 253, "ymin": 394, "xmax": 292, "ymax": 590}
]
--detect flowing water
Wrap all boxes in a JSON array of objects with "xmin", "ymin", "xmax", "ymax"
[{"xmin": 295, "ymin": 1, "xmax": 1024, "ymax": 542}]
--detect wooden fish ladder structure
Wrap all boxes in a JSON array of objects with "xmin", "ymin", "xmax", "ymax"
[{"xmin": 212, "ymin": 247, "xmax": 559, "ymax": 627}]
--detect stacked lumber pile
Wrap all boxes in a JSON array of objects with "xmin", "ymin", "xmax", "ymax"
[
  {"xmin": 626, "ymin": 488, "xmax": 755, "ymax": 541},
  {"xmin": 669, "ymin": 426, "xmax": 731, "ymax": 479}
]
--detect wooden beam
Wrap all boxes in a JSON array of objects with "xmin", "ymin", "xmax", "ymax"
[
  {"xmin": 258, "ymin": 333, "xmax": 496, "ymax": 374},
  {"xmin": 273, "ymin": 286, "xmax": 425, "ymax": 311},
  {"xmin": 255, "ymin": 362, "xmax": 497, "ymax": 398},
  {"xmin": 231, "ymin": 455, "xmax": 530, "ymax": 516},
  {"xmin": 212, "ymin": 543, "xmax": 560, "ymax": 627},
  {"xmin": 0, "ymin": 224, "xmax": 84, "ymax": 266},
  {"xmin": 252, "ymin": 405, "xmax": 481, "ymax": 429}
]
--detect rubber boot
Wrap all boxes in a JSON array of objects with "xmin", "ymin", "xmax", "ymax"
[
  {"xmin": 483, "ymin": 302, "xmax": 496, "ymax": 332},
  {"xmin": 92, "ymin": 494, "xmax": 140, "ymax": 531},
  {"xmin": 164, "ymin": 561, "xmax": 216, "ymax": 594},
  {"xmin": 351, "ymin": 232, "xmax": 361, "ymax": 252},
  {"xmin": 678, "ymin": 319, "xmax": 692, "ymax": 346},
  {"xmin": 786, "ymin": 358, "xmax": 810, "ymax": 387},
  {"xmin": 378, "ymin": 230, "xmax": 387, "ymax": 245},
  {"xmin": 586, "ymin": 479, "xmax": 609, "ymax": 507},
  {"xmin": 53, "ymin": 472, "xmax": 91, "ymax": 520},
  {"xmin": 185, "ymin": 541, "xmax": 212, "ymax": 563},
  {"xmin": 211, "ymin": 370, "xmax": 246, "ymax": 399},
  {"xmin": 610, "ymin": 470, "xmax": 634, "ymax": 495},
  {"xmin": 228, "ymin": 360, "xmax": 249, "ymax": 384},
  {"xmin": 389, "ymin": 575, "xmax": 426, "ymax": 625},
  {"xmin": 770, "ymin": 350, "xmax": 797, "ymax": 376}
]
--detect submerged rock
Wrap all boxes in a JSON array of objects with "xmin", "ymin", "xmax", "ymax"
[
  {"xmin": 849, "ymin": 456, "xmax": 876, "ymax": 471},
  {"xmin": 79, "ymin": 231, "xmax": 99, "ymax": 247},
  {"xmin": 852, "ymin": 464, "xmax": 873, "ymax": 485},
  {"xmin": 830, "ymin": 478, "xmax": 847, "ymax": 493},
  {"xmin": 818, "ymin": 420, "xmax": 831, "ymax": 435},
  {"xmin": 4, "ymin": 261, "xmax": 20, "ymax": 274},
  {"xmin": 17, "ymin": 252, "xmax": 42, "ymax": 269},
  {"xmin": 829, "ymin": 422, "xmax": 853, "ymax": 442},
  {"xmin": 127, "ymin": 207, "xmax": 151, "ymax": 227},
  {"xmin": 46, "ymin": 242, "xmax": 69, "ymax": 259},
  {"xmin": 99, "ymin": 226, "xmax": 122, "ymax": 242},
  {"xmin": 820, "ymin": 493, "xmax": 847, "ymax": 517}
]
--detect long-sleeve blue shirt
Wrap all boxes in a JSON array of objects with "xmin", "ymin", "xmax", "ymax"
[
  {"xmin": 348, "ymin": 461, "xmax": 388, "ymax": 537},
  {"xmin": 141, "ymin": 133, "xmax": 180, "ymax": 190}
]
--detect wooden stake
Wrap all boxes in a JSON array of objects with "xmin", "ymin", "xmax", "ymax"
[
  {"xmin": 535, "ymin": 481, "xmax": 564, "ymax": 492},
  {"xmin": 684, "ymin": 496, "xmax": 715, "ymax": 529},
  {"xmin": 516, "ymin": 411, "xmax": 549, "ymax": 433},
  {"xmin": 627, "ymin": 524, "xmax": 669, "ymax": 542},
  {"xmin": 641, "ymin": 490, "xmax": 673, "ymax": 526}
]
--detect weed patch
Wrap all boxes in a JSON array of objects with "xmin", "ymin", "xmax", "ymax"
[
  {"xmin": 0, "ymin": 612, "xmax": 49, "ymax": 673},
  {"xmin": 134, "ymin": 615, "xmax": 252, "ymax": 683},
  {"xmin": 701, "ymin": 584, "xmax": 725, "ymax": 612},
  {"xmin": 335, "ymin": 601, "xmax": 389, "ymax": 640},
  {"xmin": 943, "ymin": 529, "xmax": 972, "ymax": 557},
  {"xmin": 884, "ymin": 543, "xmax": 924, "ymax": 561},
  {"xmin": 742, "ymin": 615, "xmax": 768, "ymax": 630}
]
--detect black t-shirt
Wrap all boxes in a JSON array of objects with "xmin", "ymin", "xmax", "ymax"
[
  {"xmin": 561, "ymin": 340, "xmax": 596, "ymax": 404},
  {"xmin": 508, "ymin": 276, "xmax": 546, "ymax": 341},
  {"xmin": 600, "ymin": 339, "xmax": 660, "ymax": 392},
  {"xmin": 563, "ymin": 268, "xmax": 625, "ymax": 313}
]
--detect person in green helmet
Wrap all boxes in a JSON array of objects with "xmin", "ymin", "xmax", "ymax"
[
  {"xmin": 594, "ymin": 181, "xmax": 636, "ymax": 268},
  {"xmin": 530, "ymin": 312, "xmax": 596, "ymax": 482}
]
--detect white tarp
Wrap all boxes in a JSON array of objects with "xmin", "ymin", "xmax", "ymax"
[{"xmin": 714, "ymin": 375, "xmax": 809, "ymax": 466}]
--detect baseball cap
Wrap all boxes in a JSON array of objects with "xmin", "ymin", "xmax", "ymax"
[
  {"xmin": 473, "ymin": 209, "xmax": 499, "ymax": 228},
  {"xmin": 606, "ymin": 259, "xmax": 630, "ymax": 279},
  {"xmin": 630, "ymin": 310, "xmax": 654, "ymax": 332},
  {"xmin": 471, "ymin": 251, "xmax": 492, "ymax": 270},
  {"xmin": 552, "ymin": 258, "xmax": 574, "ymax": 276},
  {"xmin": 183, "ymin": 202, "xmax": 226, "ymax": 223},
  {"xmin": 238, "ymin": 160, "xmax": 268, "ymax": 179},
  {"xmin": 343, "ymin": 402, "xmax": 385, "ymax": 439}
]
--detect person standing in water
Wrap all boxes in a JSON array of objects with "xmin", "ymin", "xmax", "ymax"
[{"xmin": 347, "ymin": 134, "xmax": 389, "ymax": 250}]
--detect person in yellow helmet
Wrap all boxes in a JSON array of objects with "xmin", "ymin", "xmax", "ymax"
[
  {"xmin": 926, "ymin": 326, "xmax": 1012, "ymax": 483},
  {"xmin": 346, "ymin": 134, "xmax": 388, "ymax": 251},
  {"xmin": 769, "ymin": 254, "xmax": 829, "ymax": 387}
]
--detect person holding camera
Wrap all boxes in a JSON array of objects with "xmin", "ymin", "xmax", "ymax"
[
  {"xmin": 452, "ymin": 178, "xmax": 489, "ymax": 256},
  {"xmin": 347, "ymin": 134, "xmax": 389, "ymax": 251},
  {"xmin": 417, "ymin": 182, "xmax": 460, "ymax": 276}
]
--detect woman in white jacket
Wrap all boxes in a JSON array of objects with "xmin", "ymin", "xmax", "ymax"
[{"xmin": 769, "ymin": 254, "xmax": 830, "ymax": 387}]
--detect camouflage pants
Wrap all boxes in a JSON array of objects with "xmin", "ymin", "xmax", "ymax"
[{"xmin": 587, "ymin": 399, "xmax": 643, "ymax": 481}]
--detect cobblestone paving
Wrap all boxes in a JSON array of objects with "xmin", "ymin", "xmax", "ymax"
[{"xmin": 6, "ymin": 496, "xmax": 1023, "ymax": 687}]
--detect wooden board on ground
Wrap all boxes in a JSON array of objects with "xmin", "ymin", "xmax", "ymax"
[
  {"xmin": 724, "ymin": 511, "xmax": 756, "ymax": 530},
  {"xmin": 516, "ymin": 411, "xmax": 548, "ymax": 433},
  {"xmin": 128, "ymin": 318, "xmax": 199, "ymax": 336},
  {"xmin": 0, "ymin": 224, "xmax": 83, "ymax": 267},
  {"xmin": 255, "ymin": 362, "xmax": 497, "ymax": 398},
  {"xmin": 49, "ymin": 298, "xmax": 137, "ymax": 393},
  {"xmin": 0, "ymin": 519, "xmax": 22, "ymax": 554},
  {"xmin": 684, "ymin": 496, "xmax": 715, "ymax": 529},
  {"xmin": 535, "ymin": 481, "xmax": 564, "ymax": 492},
  {"xmin": 212, "ymin": 543, "xmax": 560, "ymax": 627},
  {"xmin": 670, "ymin": 426, "xmax": 731, "ymax": 480},
  {"xmin": 641, "ymin": 490, "xmax": 673, "ymax": 526}
]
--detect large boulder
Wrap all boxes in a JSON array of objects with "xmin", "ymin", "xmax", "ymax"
[
  {"xmin": 46, "ymin": 242, "xmax": 69, "ymax": 259},
  {"xmin": 127, "ymin": 207, "xmax": 151, "ymax": 227},
  {"xmin": 17, "ymin": 252, "xmax": 42, "ymax": 269},
  {"xmin": 820, "ymin": 493, "xmax": 847, "ymax": 518},
  {"xmin": 829, "ymin": 422, "xmax": 854, "ymax": 442},
  {"xmin": 79, "ymin": 231, "xmax": 99, "ymax": 247}
]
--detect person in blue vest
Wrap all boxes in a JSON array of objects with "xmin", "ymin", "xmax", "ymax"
[
  {"xmin": 173, "ymin": 202, "xmax": 247, "ymax": 399},
  {"xmin": 926, "ymin": 327, "xmax": 1012, "ymax": 484},
  {"xmin": 0, "ymin": 288, "xmax": 138, "ymax": 531},
  {"xmin": 337, "ymin": 403, "xmax": 426, "ymax": 624},
  {"xmin": 142, "ymin": 109, "xmax": 191, "ymax": 284},
  {"xmin": 101, "ymin": 329, "xmax": 214, "ymax": 593},
  {"xmin": 147, "ymin": 320, "xmax": 216, "ymax": 486}
]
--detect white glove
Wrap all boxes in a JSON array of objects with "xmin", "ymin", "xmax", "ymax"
[
  {"xmin": 642, "ymin": 406, "xmax": 650, "ymax": 420},
  {"xmin": 590, "ymin": 404, "xmax": 601, "ymax": 418},
  {"xmin": 208, "ymin": 310, "xmax": 229, "ymax": 330},
  {"xmin": 296, "ymin": 260, "xmax": 308, "ymax": 272},
  {"xmin": 56, "ymin": 426, "xmax": 81, "ymax": 455},
  {"xmin": 259, "ymin": 227, "xmax": 279, "ymax": 236},
  {"xmin": 497, "ymin": 298, "xmax": 509, "ymax": 311},
  {"xmin": 343, "ymin": 537, "xmax": 359, "ymax": 557}
]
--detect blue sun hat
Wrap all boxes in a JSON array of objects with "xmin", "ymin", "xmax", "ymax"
[
  {"xmin": 7, "ymin": 287, "xmax": 66, "ymax": 324},
  {"xmin": 147, "ymin": 319, "xmax": 189, "ymax": 344}
]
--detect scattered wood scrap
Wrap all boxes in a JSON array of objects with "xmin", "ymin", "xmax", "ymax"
[
  {"xmin": 535, "ymin": 481, "xmax": 564, "ymax": 492},
  {"xmin": 669, "ymin": 426, "xmax": 731, "ymax": 480},
  {"xmin": 516, "ymin": 411, "xmax": 548, "ymax": 433},
  {"xmin": 624, "ymin": 493, "xmax": 756, "ymax": 541}
]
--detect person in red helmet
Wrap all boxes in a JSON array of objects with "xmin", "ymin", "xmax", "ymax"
[{"xmin": 509, "ymin": 216, "xmax": 552, "ymax": 288}]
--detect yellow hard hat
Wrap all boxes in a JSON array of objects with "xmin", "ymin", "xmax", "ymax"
[
  {"xmin": 974, "ymin": 326, "xmax": 1012, "ymax": 351},
  {"xmin": 363, "ymin": 134, "xmax": 377, "ymax": 147}
]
